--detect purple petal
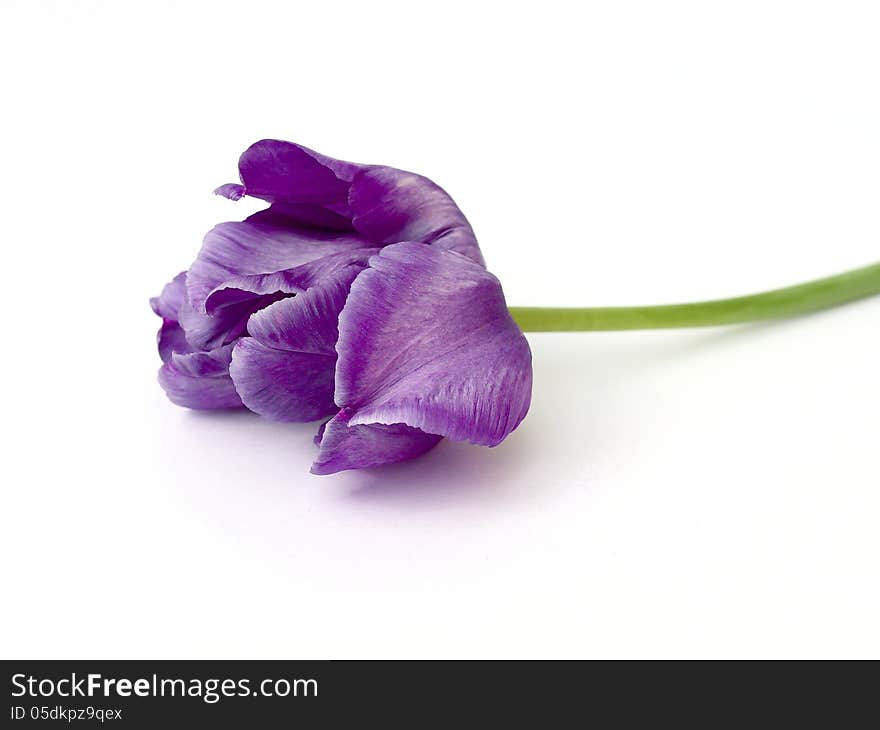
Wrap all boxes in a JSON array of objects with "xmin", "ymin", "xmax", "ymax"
[
  {"xmin": 158, "ymin": 344, "xmax": 243, "ymax": 410},
  {"xmin": 228, "ymin": 267, "xmax": 361, "ymax": 422},
  {"xmin": 349, "ymin": 166, "xmax": 484, "ymax": 265},
  {"xmin": 228, "ymin": 339, "xmax": 335, "ymax": 422},
  {"xmin": 180, "ymin": 221, "xmax": 373, "ymax": 350},
  {"xmin": 214, "ymin": 183, "xmax": 245, "ymax": 201},
  {"xmin": 228, "ymin": 339, "xmax": 335, "ymax": 423},
  {"xmin": 177, "ymin": 294, "xmax": 282, "ymax": 351},
  {"xmin": 334, "ymin": 242, "xmax": 532, "ymax": 446},
  {"xmin": 246, "ymin": 202, "xmax": 355, "ymax": 233},
  {"xmin": 311, "ymin": 411, "xmax": 442, "ymax": 475},
  {"xmin": 234, "ymin": 139, "xmax": 364, "ymax": 205},
  {"xmin": 150, "ymin": 272, "xmax": 186, "ymax": 320},
  {"xmin": 246, "ymin": 266, "xmax": 361, "ymax": 354},
  {"xmin": 204, "ymin": 248, "xmax": 377, "ymax": 316},
  {"xmin": 157, "ymin": 320, "xmax": 192, "ymax": 362},
  {"xmin": 314, "ymin": 419, "xmax": 329, "ymax": 446},
  {"xmin": 152, "ymin": 273, "xmax": 194, "ymax": 361},
  {"xmin": 186, "ymin": 221, "xmax": 370, "ymax": 313},
  {"xmin": 215, "ymin": 141, "xmax": 370, "ymax": 231}
]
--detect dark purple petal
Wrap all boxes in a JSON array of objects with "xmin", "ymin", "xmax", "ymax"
[
  {"xmin": 233, "ymin": 139, "xmax": 364, "ymax": 205},
  {"xmin": 334, "ymin": 242, "xmax": 532, "ymax": 446},
  {"xmin": 150, "ymin": 272, "xmax": 186, "ymax": 320},
  {"xmin": 349, "ymin": 167, "xmax": 484, "ymax": 265},
  {"xmin": 214, "ymin": 141, "xmax": 370, "ymax": 231},
  {"xmin": 228, "ymin": 267, "xmax": 361, "ymax": 422},
  {"xmin": 240, "ymin": 143, "xmax": 347, "ymax": 203},
  {"xmin": 310, "ymin": 411, "xmax": 442, "ymax": 475},
  {"xmin": 158, "ymin": 344, "xmax": 242, "ymax": 410},
  {"xmin": 246, "ymin": 202, "xmax": 355, "ymax": 233}
]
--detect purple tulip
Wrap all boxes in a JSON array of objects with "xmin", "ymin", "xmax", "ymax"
[{"xmin": 152, "ymin": 140, "xmax": 532, "ymax": 473}]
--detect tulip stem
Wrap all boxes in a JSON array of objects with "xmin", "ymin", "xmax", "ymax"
[{"xmin": 509, "ymin": 261, "xmax": 880, "ymax": 332}]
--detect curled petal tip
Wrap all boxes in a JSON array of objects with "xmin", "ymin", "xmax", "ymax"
[
  {"xmin": 214, "ymin": 183, "xmax": 246, "ymax": 201},
  {"xmin": 310, "ymin": 415, "xmax": 442, "ymax": 475}
]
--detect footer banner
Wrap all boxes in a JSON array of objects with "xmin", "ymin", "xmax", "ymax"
[{"xmin": 3, "ymin": 659, "xmax": 874, "ymax": 725}]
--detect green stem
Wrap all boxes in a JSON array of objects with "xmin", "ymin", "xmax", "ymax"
[{"xmin": 509, "ymin": 261, "xmax": 880, "ymax": 332}]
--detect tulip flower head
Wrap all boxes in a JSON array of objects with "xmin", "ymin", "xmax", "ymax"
[{"xmin": 152, "ymin": 140, "xmax": 533, "ymax": 474}]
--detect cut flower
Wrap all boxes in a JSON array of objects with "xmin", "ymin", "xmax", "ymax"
[{"xmin": 152, "ymin": 140, "xmax": 532, "ymax": 473}]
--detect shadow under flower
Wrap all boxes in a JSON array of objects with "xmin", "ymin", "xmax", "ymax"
[{"xmin": 333, "ymin": 432, "xmax": 539, "ymax": 507}]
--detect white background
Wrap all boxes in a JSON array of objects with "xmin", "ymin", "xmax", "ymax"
[{"xmin": 1, "ymin": 0, "xmax": 878, "ymax": 659}]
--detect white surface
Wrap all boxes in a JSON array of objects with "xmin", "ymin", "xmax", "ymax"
[{"xmin": 1, "ymin": 0, "xmax": 878, "ymax": 659}]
